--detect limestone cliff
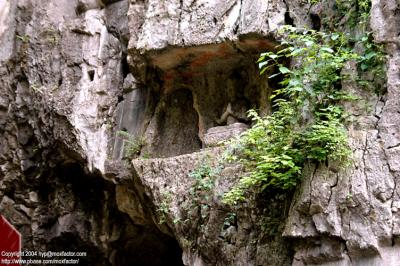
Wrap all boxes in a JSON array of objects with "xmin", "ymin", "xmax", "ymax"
[{"xmin": 0, "ymin": 0, "xmax": 399, "ymax": 265}]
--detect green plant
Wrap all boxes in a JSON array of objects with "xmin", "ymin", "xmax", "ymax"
[
  {"xmin": 173, "ymin": 217, "xmax": 181, "ymax": 224},
  {"xmin": 42, "ymin": 27, "xmax": 59, "ymax": 45},
  {"xmin": 51, "ymin": 85, "xmax": 59, "ymax": 92},
  {"xmin": 140, "ymin": 152, "xmax": 151, "ymax": 159},
  {"xmin": 223, "ymin": 26, "xmax": 365, "ymax": 205},
  {"xmin": 116, "ymin": 131, "xmax": 145, "ymax": 158},
  {"xmin": 335, "ymin": 0, "xmax": 371, "ymax": 28},
  {"xmin": 189, "ymin": 157, "xmax": 222, "ymax": 194},
  {"xmin": 32, "ymin": 145, "xmax": 39, "ymax": 154},
  {"xmin": 186, "ymin": 158, "xmax": 222, "ymax": 219},
  {"xmin": 104, "ymin": 123, "xmax": 113, "ymax": 130},
  {"xmin": 223, "ymin": 212, "xmax": 237, "ymax": 228},
  {"xmin": 16, "ymin": 34, "xmax": 30, "ymax": 43},
  {"xmin": 30, "ymin": 83, "xmax": 42, "ymax": 93},
  {"xmin": 316, "ymin": 0, "xmax": 372, "ymax": 31},
  {"xmin": 346, "ymin": 193, "xmax": 353, "ymax": 201},
  {"xmin": 158, "ymin": 192, "xmax": 173, "ymax": 224},
  {"xmin": 356, "ymin": 33, "xmax": 386, "ymax": 92}
]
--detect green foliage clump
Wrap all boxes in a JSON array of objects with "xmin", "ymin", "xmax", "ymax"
[
  {"xmin": 189, "ymin": 159, "xmax": 220, "ymax": 194},
  {"xmin": 41, "ymin": 27, "xmax": 59, "ymax": 45},
  {"xmin": 189, "ymin": 159, "xmax": 221, "ymax": 214},
  {"xmin": 335, "ymin": 0, "xmax": 371, "ymax": 28},
  {"xmin": 223, "ymin": 212, "xmax": 237, "ymax": 228},
  {"xmin": 176, "ymin": 158, "xmax": 223, "ymax": 222},
  {"xmin": 116, "ymin": 131, "xmax": 145, "ymax": 158},
  {"xmin": 16, "ymin": 34, "xmax": 30, "ymax": 43},
  {"xmin": 223, "ymin": 26, "xmax": 363, "ymax": 205},
  {"xmin": 357, "ymin": 33, "xmax": 386, "ymax": 91},
  {"xmin": 158, "ymin": 191, "xmax": 172, "ymax": 224}
]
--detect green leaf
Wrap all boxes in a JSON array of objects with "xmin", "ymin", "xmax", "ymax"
[
  {"xmin": 331, "ymin": 33, "xmax": 339, "ymax": 40},
  {"xmin": 260, "ymin": 67, "xmax": 269, "ymax": 75},
  {"xmin": 305, "ymin": 40, "xmax": 314, "ymax": 47},
  {"xmin": 279, "ymin": 66, "xmax": 291, "ymax": 74},
  {"xmin": 321, "ymin": 47, "xmax": 334, "ymax": 53},
  {"xmin": 290, "ymin": 86, "xmax": 303, "ymax": 92},
  {"xmin": 364, "ymin": 52, "xmax": 376, "ymax": 60},
  {"xmin": 258, "ymin": 61, "xmax": 268, "ymax": 68},
  {"xmin": 360, "ymin": 63, "xmax": 368, "ymax": 71},
  {"xmin": 256, "ymin": 56, "xmax": 265, "ymax": 63},
  {"xmin": 268, "ymin": 72, "xmax": 281, "ymax": 79},
  {"xmin": 290, "ymin": 48, "xmax": 304, "ymax": 56}
]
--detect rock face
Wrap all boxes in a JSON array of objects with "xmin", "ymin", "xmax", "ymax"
[
  {"xmin": 203, "ymin": 123, "xmax": 248, "ymax": 148},
  {"xmin": 1, "ymin": 0, "xmax": 400, "ymax": 265},
  {"xmin": 283, "ymin": 1, "xmax": 400, "ymax": 265},
  {"xmin": 131, "ymin": 148, "xmax": 293, "ymax": 265}
]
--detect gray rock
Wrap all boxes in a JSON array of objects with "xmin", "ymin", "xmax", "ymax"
[
  {"xmin": 1, "ymin": 0, "xmax": 400, "ymax": 265},
  {"xmin": 203, "ymin": 123, "xmax": 248, "ymax": 147},
  {"xmin": 131, "ymin": 148, "xmax": 292, "ymax": 265}
]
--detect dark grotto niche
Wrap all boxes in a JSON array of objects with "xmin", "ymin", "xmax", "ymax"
[
  {"xmin": 112, "ymin": 226, "xmax": 184, "ymax": 266},
  {"xmin": 117, "ymin": 38, "xmax": 276, "ymax": 159},
  {"xmin": 35, "ymin": 163, "xmax": 112, "ymax": 265},
  {"xmin": 147, "ymin": 88, "xmax": 202, "ymax": 157},
  {"xmin": 188, "ymin": 53, "xmax": 271, "ymax": 130},
  {"xmin": 145, "ymin": 39, "xmax": 273, "ymax": 150},
  {"xmin": 34, "ymin": 162, "xmax": 184, "ymax": 266},
  {"xmin": 48, "ymin": 233, "xmax": 104, "ymax": 266}
]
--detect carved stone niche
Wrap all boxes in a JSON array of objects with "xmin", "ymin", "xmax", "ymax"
[
  {"xmin": 142, "ymin": 36, "xmax": 276, "ymax": 157},
  {"xmin": 113, "ymin": 36, "xmax": 277, "ymax": 159}
]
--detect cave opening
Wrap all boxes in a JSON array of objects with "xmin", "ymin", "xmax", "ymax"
[
  {"xmin": 111, "ymin": 225, "xmax": 184, "ymax": 266},
  {"xmin": 34, "ymin": 162, "xmax": 184, "ymax": 266}
]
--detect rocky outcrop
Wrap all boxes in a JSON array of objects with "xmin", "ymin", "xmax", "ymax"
[
  {"xmin": 1, "ymin": 0, "xmax": 400, "ymax": 265},
  {"xmin": 203, "ymin": 123, "xmax": 248, "ymax": 147},
  {"xmin": 282, "ymin": 1, "xmax": 400, "ymax": 265},
  {"xmin": 131, "ymin": 148, "xmax": 293, "ymax": 265},
  {"xmin": 0, "ymin": 1, "xmax": 183, "ymax": 265}
]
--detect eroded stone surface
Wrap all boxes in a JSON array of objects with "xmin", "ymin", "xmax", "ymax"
[
  {"xmin": 2, "ymin": 0, "xmax": 400, "ymax": 265},
  {"xmin": 0, "ymin": 0, "xmax": 184, "ymax": 265},
  {"xmin": 203, "ymin": 123, "xmax": 248, "ymax": 147},
  {"xmin": 127, "ymin": 0, "xmax": 285, "ymax": 51},
  {"xmin": 282, "ymin": 1, "xmax": 400, "ymax": 265},
  {"xmin": 132, "ymin": 148, "xmax": 293, "ymax": 266}
]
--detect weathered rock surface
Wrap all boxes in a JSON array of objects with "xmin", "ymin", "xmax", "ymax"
[
  {"xmin": 282, "ymin": 1, "xmax": 400, "ymax": 265},
  {"xmin": 1, "ymin": 0, "xmax": 400, "ymax": 265},
  {"xmin": 132, "ymin": 149, "xmax": 293, "ymax": 266},
  {"xmin": 203, "ymin": 123, "xmax": 248, "ymax": 147},
  {"xmin": 0, "ymin": 0, "xmax": 184, "ymax": 265},
  {"xmin": 127, "ymin": 0, "xmax": 285, "ymax": 51}
]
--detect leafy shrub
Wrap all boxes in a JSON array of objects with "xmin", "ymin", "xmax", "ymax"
[
  {"xmin": 158, "ymin": 192, "xmax": 172, "ymax": 224},
  {"xmin": 187, "ymin": 158, "xmax": 222, "ymax": 219},
  {"xmin": 223, "ymin": 26, "xmax": 365, "ymax": 205},
  {"xmin": 335, "ymin": 0, "xmax": 371, "ymax": 28},
  {"xmin": 189, "ymin": 159, "xmax": 221, "ymax": 193}
]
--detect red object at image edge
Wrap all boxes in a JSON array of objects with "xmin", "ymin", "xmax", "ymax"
[{"xmin": 0, "ymin": 215, "xmax": 21, "ymax": 266}]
